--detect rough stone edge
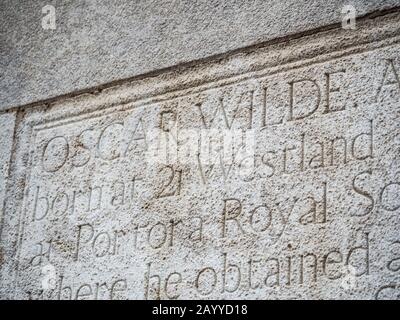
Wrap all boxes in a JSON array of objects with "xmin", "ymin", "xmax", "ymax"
[{"xmin": 0, "ymin": 112, "xmax": 16, "ymax": 278}]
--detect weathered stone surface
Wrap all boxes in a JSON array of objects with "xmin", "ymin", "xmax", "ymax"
[
  {"xmin": 0, "ymin": 10, "xmax": 400, "ymax": 300},
  {"xmin": 0, "ymin": 112, "xmax": 16, "ymax": 299},
  {"xmin": 0, "ymin": 112, "xmax": 16, "ymax": 227},
  {"xmin": 2, "ymin": 1, "xmax": 400, "ymax": 111}
]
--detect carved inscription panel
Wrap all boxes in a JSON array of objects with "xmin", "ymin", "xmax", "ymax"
[{"xmin": 1, "ymin": 13, "xmax": 400, "ymax": 300}]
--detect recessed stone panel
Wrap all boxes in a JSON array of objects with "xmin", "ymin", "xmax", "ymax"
[{"xmin": 0, "ymin": 12, "xmax": 399, "ymax": 300}]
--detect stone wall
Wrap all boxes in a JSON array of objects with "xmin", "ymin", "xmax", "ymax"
[{"xmin": 1, "ymin": 2, "xmax": 400, "ymax": 300}]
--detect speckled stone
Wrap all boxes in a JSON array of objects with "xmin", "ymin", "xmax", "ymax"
[{"xmin": 0, "ymin": 7, "xmax": 399, "ymax": 300}]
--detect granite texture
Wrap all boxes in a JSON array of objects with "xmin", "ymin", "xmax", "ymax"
[
  {"xmin": 0, "ymin": 112, "xmax": 16, "ymax": 229},
  {"xmin": 1, "ymin": 0, "xmax": 400, "ymax": 110},
  {"xmin": 0, "ymin": 3, "xmax": 400, "ymax": 300}
]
